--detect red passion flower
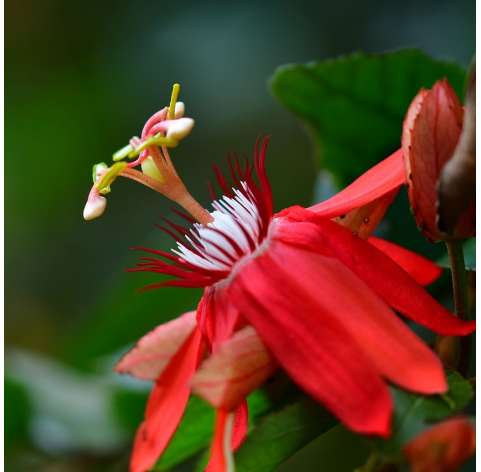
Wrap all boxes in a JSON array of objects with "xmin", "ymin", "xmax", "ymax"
[{"xmin": 84, "ymin": 85, "xmax": 475, "ymax": 472}]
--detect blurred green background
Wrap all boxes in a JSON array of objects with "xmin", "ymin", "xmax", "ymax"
[{"xmin": 5, "ymin": 0, "xmax": 474, "ymax": 470}]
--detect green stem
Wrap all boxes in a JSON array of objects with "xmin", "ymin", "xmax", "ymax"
[{"xmin": 445, "ymin": 240, "xmax": 470, "ymax": 376}]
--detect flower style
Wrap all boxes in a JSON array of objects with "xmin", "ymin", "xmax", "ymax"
[{"xmin": 84, "ymin": 85, "xmax": 475, "ymax": 472}]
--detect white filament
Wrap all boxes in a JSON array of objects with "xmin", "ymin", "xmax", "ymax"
[{"xmin": 172, "ymin": 183, "xmax": 262, "ymax": 271}]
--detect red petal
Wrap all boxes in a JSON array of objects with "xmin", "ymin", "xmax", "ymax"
[
  {"xmin": 404, "ymin": 416, "xmax": 475, "ymax": 472},
  {"xmin": 368, "ymin": 237, "xmax": 442, "ymax": 286},
  {"xmin": 402, "ymin": 80, "xmax": 464, "ymax": 240},
  {"xmin": 228, "ymin": 242, "xmax": 393, "ymax": 436},
  {"xmin": 205, "ymin": 409, "xmax": 236, "ymax": 472},
  {"xmin": 116, "ymin": 311, "xmax": 196, "ymax": 380},
  {"xmin": 130, "ymin": 327, "xmax": 204, "ymax": 472},
  {"xmin": 305, "ymin": 148, "xmax": 405, "ymax": 219},
  {"xmin": 274, "ymin": 215, "xmax": 475, "ymax": 336},
  {"xmin": 192, "ymin": 326, "xmax": 277, "ymax": 410},
  {"xmin": 334, "ymin": 190, "xmax": 398, "ymax": 239},
  {"xmin": 242, "ymin": 242, "xmax": 445, "ymax": 394},
  {"xmin": 205, "ymin": 401, "xmax": 249, "ymax": 472},
  {"xmin": 295, "ymin": 243, "xmax": 445, "ymax": 394},
  {"xmin": 231, "ymin": 401, "xmax": 248, "ymax": 450},
  {"xmin": 197, "ymin": 288, "xmax": 244, "ymax": 351}
]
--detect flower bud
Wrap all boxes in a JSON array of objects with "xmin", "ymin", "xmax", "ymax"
[
  {"xmin": 404, "ymin": 417, "xmax": 475, "ymax": 472},
  {"xmin": 402, "ymin": 79, "xmax": 473, "ymax": 241}
]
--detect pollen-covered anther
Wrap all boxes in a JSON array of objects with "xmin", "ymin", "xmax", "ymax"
[
  {"xmin": 83, "ymin": 188, "xmax": 107, "ymax": 221},
  {"xmin": 83, "ymin": 164, "xmax": 121, "ymax": 221},
  {"xmin": 165, "ymin": 118, "xmax": 194, "ymax": 141},
  {"xmin": 174, "ymin": 101, "xmax": 185, "ymax": 118}
]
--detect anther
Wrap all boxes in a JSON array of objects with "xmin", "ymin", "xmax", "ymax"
[{"xmin": 83, "ymin": 188, "xmax": 107, "ymax": 221}]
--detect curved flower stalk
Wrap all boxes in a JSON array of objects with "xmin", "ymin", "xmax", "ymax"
[{"xmin": 84, "ymin": 85, "xmax": 475, "ymax": 472}]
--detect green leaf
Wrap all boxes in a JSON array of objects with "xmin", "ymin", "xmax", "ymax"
[
  {"xmin": 270, "ymin": 49, "xmax": 465, "ymax": 185},
  {"xmin": 235, "ymin": 399, "xmax": 336, "ymax": 472},
  {"xmin": 438, "ymin": 238, "xmax": 476, "ymax": 271},
  {"xmin": 373, "ymin": 370, "xmax": 473, "ymax": 461},
  {"xmin": 278, "ymin": 424, "xmax": 369, "ymax": 472},
  {"xmin": 5, "ymin": 376, "xmax": 32, "ymax": 452},
  {"xmin": 111, "ymin": 388, "xmax": 148, "ymax": 433}
]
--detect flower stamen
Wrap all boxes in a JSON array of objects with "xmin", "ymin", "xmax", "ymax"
[{"xmin": 83, "ymin": 84, "xmax": 212, "ymax": 225}]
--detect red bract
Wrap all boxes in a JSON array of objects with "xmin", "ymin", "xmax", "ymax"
[
  {"xmin": 404, "ymin": 417, "xmax": 476, "ymax": 472},
  {"xmin": 116, "ymin": 138, "xmax": 474, "ymax": 472},
  {"xmin": 402, "ymin": 79, "xmax": 474, "ymax": 240}
]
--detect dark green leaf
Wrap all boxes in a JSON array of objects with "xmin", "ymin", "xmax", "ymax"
[
  {"xmin": 5, "ymin": 376, "xmax": 32, "ymax": 452},
  {"xmin": 270, "ymin": 49, "xmax": 465, "ymax": 185},
  {"xmin": 111, "ymin": 388, "xmax": 148, "ymax": 433},
  {"xmin": 235, "ymin": 399, "xmax": 336, "ymax": 472},
  {"xmin": 278, "ymin": 424, "xmax": 369, "ymax": 472},
  {"xmin": 373, "ymin": 370, "xmax": 473, "ymax": 461}
]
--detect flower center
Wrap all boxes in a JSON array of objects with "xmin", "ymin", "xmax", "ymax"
[
  {"xmin": 173, "ymin": 183, "xmax": 264, "ymax": 272},
  {"xmin": 129, "ymin": 133, "xmax": 273, "ymax": 290}
]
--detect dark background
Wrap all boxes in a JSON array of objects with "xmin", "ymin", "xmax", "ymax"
[{"xmin": 5, "ymin": 0, "xmax": 474, "ymax": 470}]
